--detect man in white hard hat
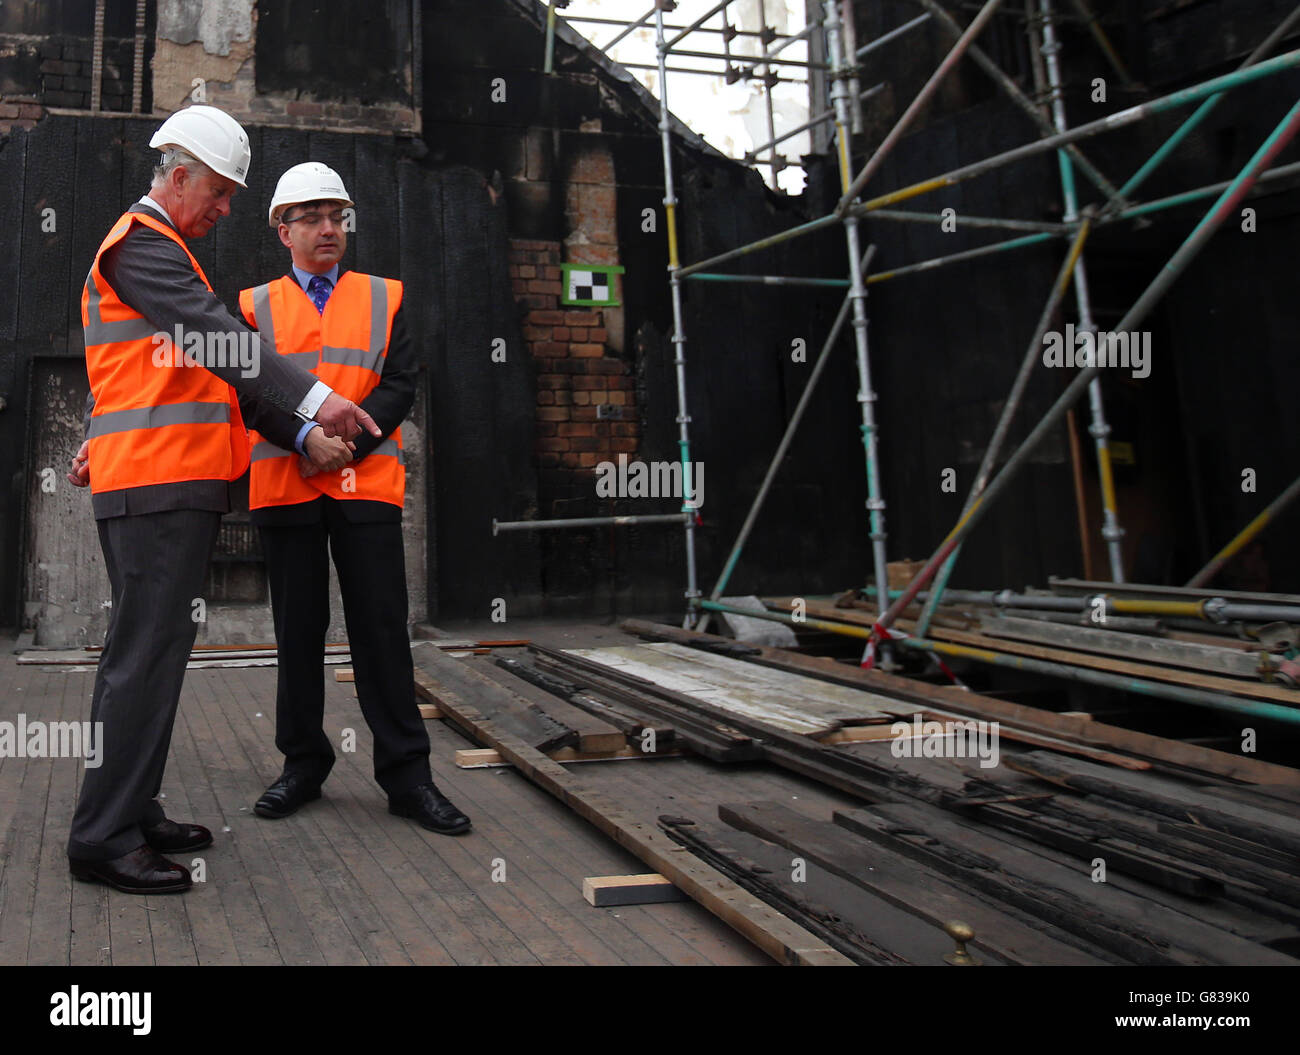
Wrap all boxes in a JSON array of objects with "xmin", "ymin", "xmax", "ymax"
[
  {"xmin": 235, "ymin": 162, "xmax": 471, "ymax": 836},
  {"xmin": 66, "ymin": 106, "xmax": 384, "ymax": 896}
]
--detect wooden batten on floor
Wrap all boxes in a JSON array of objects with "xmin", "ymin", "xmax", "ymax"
[
  {"xmin": 455, "ymin": 745, "xmax": 678, "ymax": 768},
  {"xmin": 583, "ymin": 874, "xmax": 688, "ymax": 907}
]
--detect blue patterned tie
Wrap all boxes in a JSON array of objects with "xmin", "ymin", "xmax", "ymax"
[{"xmin": 307, "ymin": 274, "xmax": 332, "ymax": 314}]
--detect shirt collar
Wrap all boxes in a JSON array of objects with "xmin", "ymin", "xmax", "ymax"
[
  {"xmin": 292, "ymin": 263, "xmax": 340, "ymax": 292},
  {"xmin": 136, "ymin": 194, "xmax": 175, "ymax": 227}
]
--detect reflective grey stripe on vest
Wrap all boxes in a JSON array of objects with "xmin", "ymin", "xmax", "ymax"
[
  {"xmin": 320, "ymin": 275, "xmax": 390, "ymax": 375},
  {"xmin": 83, "ymin": 271, "xmax": 159, "ymax": 345},
  {"xmin": 248, "ymin": 283, "xmax": 278, "ymax": 356},
  {"xmin": 372, "ymin": 438, "xmax": 405, "ymax": 465},
  {"xmin": 250, "ymin": 441, "xmax": 293, "ymax": 463},
  {"xmin": 87, "ymin": 400, "xmax": 231, "ymax": 439}
]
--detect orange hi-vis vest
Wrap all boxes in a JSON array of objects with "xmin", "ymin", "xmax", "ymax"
[
  {"xmin": 238, "ymin": 272, "xmax": 405, "ymax": 510},
  {"xmin": 82, "ymin": 210, "xmax": 250, "ymax": 494}
]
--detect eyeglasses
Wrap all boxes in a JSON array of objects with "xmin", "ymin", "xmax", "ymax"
[{"xmin": 283, "ymin": 210, "xmax": 347, "ymax": 228}]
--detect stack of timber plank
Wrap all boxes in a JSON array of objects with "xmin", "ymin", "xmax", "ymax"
[{"xmin": 411, "ymin": 624, "xmax": 1300, "ymax": 965}]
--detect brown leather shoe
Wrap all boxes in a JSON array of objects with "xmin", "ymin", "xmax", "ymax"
[
  {"xmin": 142, "ymin": 818, "xmax": 213, "ymax": 853},
  {"xmin": 69, "ymin": 844, "xmax": 192, "ymax": 894}
]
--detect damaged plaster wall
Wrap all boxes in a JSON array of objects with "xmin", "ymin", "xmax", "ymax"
[{"xmin": 152, "ymin": 0, "xmax": 255, "ymax": 114}]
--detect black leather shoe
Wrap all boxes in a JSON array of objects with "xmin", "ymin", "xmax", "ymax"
[
  {"xmin": 69, "ymin": 844, "xmax": 192, "ymax": 895},
  {"xmin": 254, "ymin": 773, "xmax": 322, "ymax": 819},
  {"xmin": 142, "ymin": 818, "xmax": 213, "ymax": 853},
  {"xmin": 388, "ymin": 782, "xmax": 471, "ymax": 835}
]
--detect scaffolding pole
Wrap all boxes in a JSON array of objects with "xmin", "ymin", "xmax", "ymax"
[
  {"xmin": 1186, "ymin": 472, "xmax": 1300, "ymax": 589},
  {"xmin": 1039, "ymin": 0, "xmax": 1126, "ymax": 581},
  {"xmin": 914, "ymin": 216, "xmax": 1094, "ymax": 639},
  {"xmin": 826, "ymin": 0, "xmax": 892, "ymax": 663},
  {"xmin": 656, "ymin": 4, "xmax": 702, "ymax": 626},
  {"xmin": 864, "ymin": 92, "xmax": 1300, "ymax": 664}
]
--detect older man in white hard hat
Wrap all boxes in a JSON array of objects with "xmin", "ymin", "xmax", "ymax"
[
  {"xmin": 66, "ymin": 107, "xmax": 384, "ymax": 895},
  {"xmin": 235, "ymin": 162, "xmax": 471, "ymax": 836}
]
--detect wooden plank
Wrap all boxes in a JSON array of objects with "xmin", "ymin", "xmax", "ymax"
[
  {"xmin": 1005, "ymin": 752, "xmax": 1300, "ymax": 858},
  {"xmin": 473, "ymin": 657, "xmax": 626, "ymax": 753},
  {"xmin": 979, "ymin": 614, "xmax": 1270, "ymax": 679},
  {"xmin": 834, "ymin": 802, "xmax": 1296, "ymax": 966},
  {"xmin": 658, "ymin": 819, "xmax": 910, "ymax": 965},
  {"xmin": 620, "ymin": 619, "xmax": 1300, "ymax": 787},
  {"xmin": 456, "ymin": 744, "xmax": 678, "ymax": 768},
  {"xmin": 716, "ymin": 801, "xmax": 1113, "ymax": 965},
  {"xmin": 417, "ymin": 702, "xmax": 443, "ymax": 720},
  {"xmin": 417, "ymin": 650, "xmax": 578, "ymax": 753},
  {"xmin": 410, "ymin": 667, "xmax": 853, "ymax": 966},
  {"xmin": 335, "ymin": 669, "xmax": 355, "ymax": 683},
  {"xmin": 582, "ymin": 874, "xmax": 688, "ymax": 907}
]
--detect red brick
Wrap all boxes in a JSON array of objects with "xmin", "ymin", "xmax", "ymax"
[
  {"xmin": 522, "ymin": 325, "xmax": 551, "ymax": 341},
  {"xmin": 569, "ymin": 328, "xmax": 588, "ymax": 342},
  {"xmin": 521, "ymin": 294, "xmax": 554, "ymax": 310},
  {"xmin": 587, "ymin": 328, "xmax": 608, "ymax": 343},
  {"xmin": 569, "ymin": 437, "xmax": 601, "ymax": 452},
  {"xmin": 536, "ymin": 406, "xmax": 569, "ymax": 422},
  {"xmin": 611, "ymin": 423, "xmax": 638, "ymax": 436},
  {"xmin": 517, "ymin": 263, "xmax": 536, "ymax": 279},
  {"xmin": 565, "ymin": 311, "xmax": 601, "ymax": 326},
  {"xmin": 537, "ymin": 391, "xmax": 555, "ymax": 405},
  {"xmin": 570, "ymin": 342, "xmax": 604, "ymax": 358},
  {"xmin": 573, "ymin": 376, "xmax": 606, "ymax": 390},
  {"xmin": 543, "ymin": 266, "xmax": 561, "ymax": 281},
  {"xmin": 551, "ymin": 326, "xmax": 571, "ymax": 341},
  {"xmin": 532, "ymin": 341, "xmax": 568, "ymax": 357},
  {"xmin": 0, "ymin": 104, "xmax": 19, "ymax": 119},
  {"xmin": 585, "ymin": 359, "xmax": 626, "ymax": 376},
  {"xmin": 570, "ymin": 406, "xmax": 598, "ymax": 421},
  {"xmin": 558, "ymin": 423, "xmax": 595, "ymax": 438},
  {"xmin": 286, "ymin": 101, "xmax": 323, "ymax": 117},
  {"xmin": 611, "ymin": 438, "xmax": 638, "ymax": 454},
  {"xmin": 530, "ymin": 310, "xmax": 566, "ymax": 326},
  {"xmin": 570, "ymin": 150, "xmax": 615, "ymax": 184},
  {"xmin": 537, "ymin": 438, "xmax": 570, "ymax": 452},
  {"xmin": 573, "ymin": 391, "xmax": 590, "ymax": 405},
  {"xmin": 538, "ymin": 375, "xmax": 566, "ymax": 390},
  {"xmin": 527, "ymin": 280, "xmax": 562, "ymax": 295},
  {"xmin": 578, "ymin": 452, "xmax": 599, "ymax": 468},
  {"xmin": 605, "ymin": 375, "xmax": 635, "ymax": 389},
  {"xmin": 554, "ymin": 390, "xmax": 572, "ymax": 405}
]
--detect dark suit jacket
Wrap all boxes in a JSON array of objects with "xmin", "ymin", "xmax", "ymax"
[
  {"xmin": 84, "ymin": 204, "xmax": 323, "ymax": 520},
  {"xmin": 237, "ymin": 272, "xmax": 417, "ymax": 526}
]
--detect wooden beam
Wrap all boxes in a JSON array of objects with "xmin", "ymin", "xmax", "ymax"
[
  {"xmin": 410, "ymin": 666, "xmax": 853, "ymax": 966},
  {"xmin": 582, "ymin": 874, "xmax": 688, "ymax": 907},
  {"xmin": 454, "ymin": 745, "xmax": 678, "ymax": 768}
]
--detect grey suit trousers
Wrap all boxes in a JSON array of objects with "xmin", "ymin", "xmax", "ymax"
[{"xmin": 67, "ymin": 509, "xmax": 220, "ymax": 861}]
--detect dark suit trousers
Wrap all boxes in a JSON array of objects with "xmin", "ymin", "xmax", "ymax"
[
  {"xmin": 259, "ymin": 500, "xmax": 431, "ymax": 795},
  {"xmin": 68, "ymin": 509, "xmax": 220, "ymax": 861}
]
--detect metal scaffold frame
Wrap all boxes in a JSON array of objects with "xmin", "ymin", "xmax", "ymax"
[{"xmin": 536, "ymin": 2, "xmax": 1300, "ymax": 660}]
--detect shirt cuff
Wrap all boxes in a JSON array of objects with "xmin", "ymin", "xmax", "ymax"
[
  {"xmin": 296, "ymin": 380, "xmax": 333, "ymax": 420},
  {"xmin": 294, "ymin": 421, "xmax": 321, "ymax": 454}
]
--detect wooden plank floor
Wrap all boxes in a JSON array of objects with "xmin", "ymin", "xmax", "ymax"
[{"xmin": 0, "ymin": 632, "xmax": 769, "ymax": 966}]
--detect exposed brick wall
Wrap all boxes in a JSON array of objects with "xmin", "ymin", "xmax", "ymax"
[
  {"xmin": 37, "ymin": 37, "xmax": 136, "ymax": 111},
  {"xmin": 511, "ymin": 238, "xmax": 639, "ymax": 510}
]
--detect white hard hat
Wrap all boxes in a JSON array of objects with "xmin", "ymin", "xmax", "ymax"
[
  {"xmin": 150, "ymin": 105, "xmax": 251, "ymax": 187},
  {"xmin": 268, "ymin": 162, "xmax": 353, "ymax": 227}
]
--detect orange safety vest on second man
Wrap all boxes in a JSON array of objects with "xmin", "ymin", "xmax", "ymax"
[
  {"xmin": 238, "ymin": 272, "xmax": 405, "ymax": 510},
  {"xmin": 82, "ymin": 211, "xmax": 250, "ymax": 494}
]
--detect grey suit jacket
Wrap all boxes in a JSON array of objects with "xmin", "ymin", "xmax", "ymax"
[{"xmin": 83, "ymin": 204, "xmax": 321, "ymax": 519}]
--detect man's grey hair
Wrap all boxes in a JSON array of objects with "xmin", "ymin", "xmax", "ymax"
[{"xmin": 152, "ymin": 146, "xmax": 210, "ymax": 188}]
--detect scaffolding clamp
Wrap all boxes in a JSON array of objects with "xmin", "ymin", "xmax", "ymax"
[
  {"xmin": 1101, "ymin": 522, "xmax": 1126, "ymax": 542},
  {"xmin": 1087, "ymin": 419, "xmax": 1111, "ymax": 439}
]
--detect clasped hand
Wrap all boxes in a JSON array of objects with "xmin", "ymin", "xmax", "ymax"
[{"xmin": 300, "ymin": 428, "xmax": 355, "ymax": 478}]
